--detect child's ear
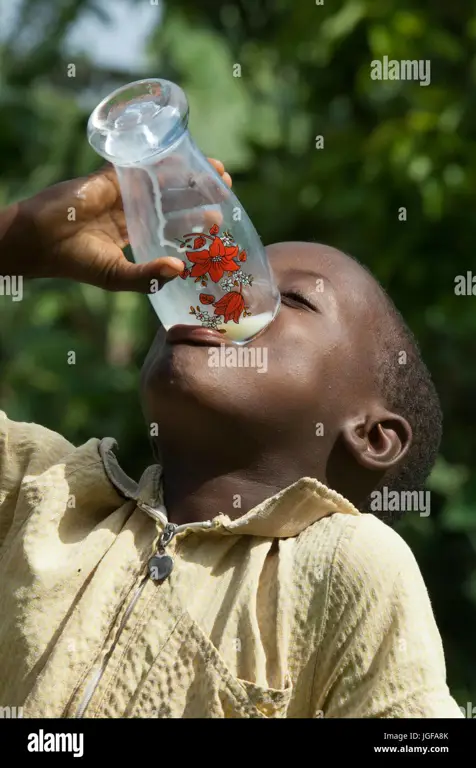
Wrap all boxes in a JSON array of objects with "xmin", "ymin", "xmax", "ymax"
[{"xmin": 341, "ymin": 409, "xmax": 412, "ymax": 471}]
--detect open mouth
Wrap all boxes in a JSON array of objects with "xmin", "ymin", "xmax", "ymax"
[{"xmin": 165, "ymin": 325, "xmax": 230, "ymax": 347}]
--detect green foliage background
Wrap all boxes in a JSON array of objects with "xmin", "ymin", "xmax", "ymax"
[{"xmin": 0, "ymin": 0, "xmax": 475, "ymax": 707}]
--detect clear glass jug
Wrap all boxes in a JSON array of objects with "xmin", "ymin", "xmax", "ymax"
[{"xmin": 87, "ymin": 79, "xmax": 280, "ymax": 344}]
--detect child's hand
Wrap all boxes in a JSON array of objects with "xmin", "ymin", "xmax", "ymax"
[{"xmin": 13, "ymin": 158, "xmax": 232, "ymax": 292}]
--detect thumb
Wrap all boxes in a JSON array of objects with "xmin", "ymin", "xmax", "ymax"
[{"xmin": 105, "ymin": 256, "xmax": 185, "ymax": 293}]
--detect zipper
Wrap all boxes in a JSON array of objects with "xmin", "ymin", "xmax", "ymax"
[
  {"xmin": 73, "ymin": 509, "xmax": 214, "ymax": 718},
  {"xmin": 74, "ymin": 572, "xmax": 149, "ymax": 718},
  {"xmin": 147, "ymin": 520, "xmax": 213, "ymax": 581}
]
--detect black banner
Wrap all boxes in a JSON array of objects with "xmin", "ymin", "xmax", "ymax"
[{"xmin": 0, "ymin": 717, "xmax": 472, "ymax": 761}]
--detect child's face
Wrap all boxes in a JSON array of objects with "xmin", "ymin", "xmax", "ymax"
[{"xmin": 141, "ymin": 242, "xmax": 409, "ymax": 500}]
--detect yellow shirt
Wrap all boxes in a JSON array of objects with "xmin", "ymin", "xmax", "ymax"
[{"xmin": 0, "ymin": 412, "xmax": 462, "ymax": 718}]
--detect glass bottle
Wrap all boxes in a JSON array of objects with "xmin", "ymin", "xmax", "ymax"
[{"xmin": 87, "ymin": 78, "xmax": 280, "ymax": 345}]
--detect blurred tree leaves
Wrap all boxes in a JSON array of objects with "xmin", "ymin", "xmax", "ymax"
[{"xmin": 0, "ymin": 0, "xmax": 475, "ymax": 705}]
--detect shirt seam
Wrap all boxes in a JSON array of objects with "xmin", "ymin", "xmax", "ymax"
[
  {"xmin": 89, "ymin": 538, "xmax": 188, "ymax": 717},
  {"xmin": 62, "ymin": 557, "xmax": 146, "ymax": 717}
]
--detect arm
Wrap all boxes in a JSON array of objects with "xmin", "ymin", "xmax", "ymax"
[
  {"xmin": 0, "ymin": 159, "xmax": 232, "ymax": 547},
  {"xmin": 0, "ymin": 166, "xmax": 184, "ymax": 289},
  {"xmin": 311, "ymin": 514, "xmax": 463, "ymax": 718},
  {"xmin": 0, "ymin": 158, "xmax": 231, "ymax": 289}
]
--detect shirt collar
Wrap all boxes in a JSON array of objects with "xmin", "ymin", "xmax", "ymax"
[{"xmin": 99, "ymin": 437, "xmax": 360, "ymax": 539}]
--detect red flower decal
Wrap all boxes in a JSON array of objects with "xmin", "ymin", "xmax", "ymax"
[
  {"xmin": 213, "ymin": 291, "xmax": 245, "ymax": 324},
  {"xmin": 179, "ymin": 226, "xmax": 254, "ymax": 331},
  {"xmin": 186, "ymin": 237, "xmax": 239, "ymax": 283}
]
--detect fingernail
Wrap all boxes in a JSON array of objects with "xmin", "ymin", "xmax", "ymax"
[{"xmin": 161, "ymin": 265, "xmax": 181, "ymax": 277}]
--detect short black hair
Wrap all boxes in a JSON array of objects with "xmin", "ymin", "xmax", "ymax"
[{"xmin": 353, "ymin": 257, "xmax": 443, "ymax": 525}]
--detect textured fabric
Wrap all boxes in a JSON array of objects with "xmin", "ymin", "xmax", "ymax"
[{"xmin": 0, "ymin": 411, "xmax": 462, "ymax": 718}]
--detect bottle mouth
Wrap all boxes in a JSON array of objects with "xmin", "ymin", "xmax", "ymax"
[
  {"xmin": 110, "ymin": 101, "xmax": 162, "ymax": 130},
  {"xmin": 87, "ymin": 79, "xmax": 189, "ymax": 166}
]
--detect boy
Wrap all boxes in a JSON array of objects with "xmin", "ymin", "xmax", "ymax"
[{"xmin": 0, "ymin": 160, "xmax": 463, "ymax": 718}]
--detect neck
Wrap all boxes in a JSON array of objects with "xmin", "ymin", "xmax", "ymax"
[{"xmin": 158, "ymin": 441, "xmax": 315, "ymax": 526}]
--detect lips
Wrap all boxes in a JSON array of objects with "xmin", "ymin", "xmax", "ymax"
[{"xmin": 165, "ymin": 324, "xmax": 229, "ymax": 347}]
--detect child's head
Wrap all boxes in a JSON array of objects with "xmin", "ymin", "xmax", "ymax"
[{"xmin": 141, "ymin": 242, "xmax": 441, "ymax": 525}]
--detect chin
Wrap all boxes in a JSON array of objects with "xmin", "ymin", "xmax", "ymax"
[
  {"xmin": 155, "ymin": 342, "xmax": 218, "ymax": 384},
  {"xmin": 143, "ymin": 345, "xmax": 230, "ymax": 414},
  {"xmin": 149, "ymin": 366, "xmax": 268, "ymax": 455}
]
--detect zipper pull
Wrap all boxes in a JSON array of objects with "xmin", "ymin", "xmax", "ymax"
[{"xmin": 148, "ymin": 522, "xmax": 177, "ymax": 581}]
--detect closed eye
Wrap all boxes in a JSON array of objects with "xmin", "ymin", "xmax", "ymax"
[{"xmin": 281, "ymin": 290, "xmax": 318, "ymax": 312}]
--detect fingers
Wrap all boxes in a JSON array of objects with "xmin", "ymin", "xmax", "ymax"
[
  {"xmin": 152, "ymin": 156, "xmax": 232, "ymax": 215},
  {"xmin": 207, "ymin": 158, "xmax": 224, "ymax": 175},
  {"xmin": 106, "ymin": 255, "xmax": 185, "ymax": 293},
  {"xmin": 159, "ymin": 178, "xmax": 231, "ymax": 214},
  {"xmin": 88, "ymin": 162, "xmax": 118, "ymax": 184},
  {"xmin": 207, "ymin": 158, "xmax": 232, "ymax": 188},
  {"xmin": 162, "ymin": 207, "xmax": 224, "ymax": 244}
]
